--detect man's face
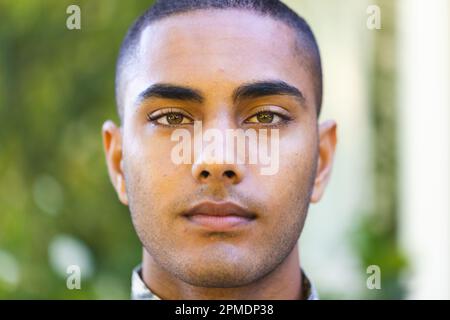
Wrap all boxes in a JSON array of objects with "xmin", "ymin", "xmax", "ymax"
[{"xmin": 106, "ymin": 9, "xmax": 334, "ymax": 287}]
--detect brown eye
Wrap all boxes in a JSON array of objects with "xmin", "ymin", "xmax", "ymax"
[
  {"xmin": 256, "ymin": 112, "xmax": 274, "ymax": 123},
  {"xmin": 166, "ymin": 113, "xmax": 184, "ymax": 124},
  {"xmin": 246, "ymin": 111, "xmax": 283, "ymax": 125},
  {"xmin": 148, "ymin": 111, "xmax": 193, "ymax": 126}
]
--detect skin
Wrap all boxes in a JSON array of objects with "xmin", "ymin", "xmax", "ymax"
[{"xmin": 102, "ymin": 9, "xmax": 337, "ymax": 300}]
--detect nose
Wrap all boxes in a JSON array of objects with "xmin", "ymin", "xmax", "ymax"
[
  {"xmin": 191, "ymin": 156, "xmax": 244, "ymax": 185},
  {"xmin": 190, "ymin": 114, "xmax": 246, "ymax": 185}
]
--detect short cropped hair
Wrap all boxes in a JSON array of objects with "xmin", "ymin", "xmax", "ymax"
[{"xmin": 115, "ymin": 0, "xmax": 322, "ymax": 120}]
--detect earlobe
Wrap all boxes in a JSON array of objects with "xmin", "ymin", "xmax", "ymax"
[
  {"xmin": 118, "ymin": 159, "xmax": 129, "ymax": 205},
  {"xmin": 102, "ymin": 120, "xmax": 128, "ymax": 206},
  {"xmin": 117, "ymin": 174, "xmax": 129, "ymax": 205},
  {"xmin": 310, "ymin": 120, "xmax": 337, "ymax": 203}
]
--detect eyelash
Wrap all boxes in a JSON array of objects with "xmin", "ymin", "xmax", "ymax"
[
  {"xmin": 244, "ymin": 110, "xmax": 292, "ymax": 127},
  {"xmin": 146, "ymin": 109, "xmax": 194, "ymax": 127},
  {"xmin": 146, "ymin": 109, "xmax": 292, "ymax": 127}
]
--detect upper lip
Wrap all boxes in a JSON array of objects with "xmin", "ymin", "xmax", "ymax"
[{"xmin": 182, "ymin": 201, "xmax": 256, "ymax": 219}]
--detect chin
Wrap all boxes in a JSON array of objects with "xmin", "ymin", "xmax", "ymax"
[
  {"xmin": 180, "ymin": 265, "xmax": 259, "ymax": 288},
  {"xmin": 171, "ymin": 252, "xmax": 264, "ymax": 288}
]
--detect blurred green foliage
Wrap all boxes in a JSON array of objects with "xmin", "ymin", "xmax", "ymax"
[
  {"xmin": 351, "ymin": 0, "xmax": 408, "ymax": 299},
  {"xmin": 0, "ymin": 0, "xmax": 154, "ymax": 299},
  {"xmin": 0, "ymin": 0, "xmax": 407, "ymax": 299}
]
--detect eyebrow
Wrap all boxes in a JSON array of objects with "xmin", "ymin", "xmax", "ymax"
[
  {"xmin": 136, "ymin": 83, "xmax": 204, "ymax": 105},
  {"xmin": 135, "ymin": 80, "xmax": 305, "ymax": 107},
  {"xmin": 232, "ymin": 80, "xmax": 305, "ymax": 105}
]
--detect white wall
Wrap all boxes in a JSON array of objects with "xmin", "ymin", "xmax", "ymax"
[{"xmin": 397, "ymin": 0, "xmax": 450, "ymax": 300}]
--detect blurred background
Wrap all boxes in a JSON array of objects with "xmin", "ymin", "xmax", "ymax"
[{"xmin": 0, "ymin": 0, "xmax": 448, "ymax": 299}]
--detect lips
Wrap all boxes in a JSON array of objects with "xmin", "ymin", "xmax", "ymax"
[{"xmin": 182, "ymin": 201, "xmax": 256, "ymax": 231}]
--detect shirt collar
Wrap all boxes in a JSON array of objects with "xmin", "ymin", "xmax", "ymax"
[{"xmin": 131, "ymin": 264, "xmax": 319, "ymax": 300}]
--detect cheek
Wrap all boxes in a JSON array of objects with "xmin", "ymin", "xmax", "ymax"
[
  {"xmin": 129, "ymin": 132, "xmax": 182, "ymax": 179},
  {"xmin": 260, "ymin": 129, "xmax": 317, "ymax": 213},
  {"xmin": 279, "ymin": 127, "xmax": 317, "ymax": 178},
  {"xmin": 123, "ymin": 137, "xmax": 162, "ymax": 196},
  {"xmin": 124, "ymin": 135, "xmax": 191, "ymax": 217}
]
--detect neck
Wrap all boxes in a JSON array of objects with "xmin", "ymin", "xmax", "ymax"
[{"xmin": 141, "ymin": 244, "xmax": 303, "ymax": 300}]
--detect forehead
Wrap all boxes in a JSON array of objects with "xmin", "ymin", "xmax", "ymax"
[{"xmin": 123, "ymin": 9, "xmax": 314, "ymax": 110}]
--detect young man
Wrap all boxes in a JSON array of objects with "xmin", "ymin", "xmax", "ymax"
[{"xmin": 102, "ymin": 0, "xmax": 337, "ymax": 300}]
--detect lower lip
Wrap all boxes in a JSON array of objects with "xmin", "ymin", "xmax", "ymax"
[{"xmin": 185, "ymin": 215, "xmax": 254, "ymax": 231}]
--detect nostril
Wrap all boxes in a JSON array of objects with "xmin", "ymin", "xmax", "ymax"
[
  {"xmin": 200, "ymin": 170, "xmax": 210, "ymax": 178},
  {"xmin": 224, "ymin": 170, "xmax": 235, "ymax": 179}
]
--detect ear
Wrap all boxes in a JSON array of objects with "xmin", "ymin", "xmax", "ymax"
[
  {"xmin": 102, "ymin": 120, "xmax": 128, "ymax": 206},
  {"xmin": 310, "ymin": 120, "xmax": 337, "ymax": 203}
]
